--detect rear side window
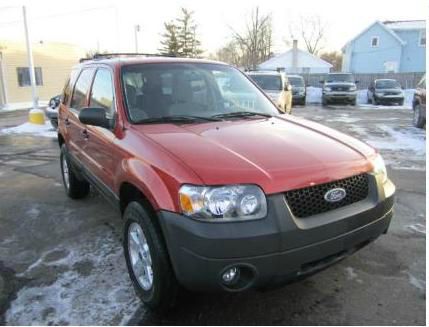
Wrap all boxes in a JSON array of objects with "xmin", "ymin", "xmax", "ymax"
[
  {"xmin": 70, "ymin": 68, "xmax": 95, "ymax": 110},
  {"xmin": 89, "ymin": 68, "xmax": 115, "ymax": 118},
  {"xmin": 62, "ymin": 69, "xmax": 79, "ymax": 105}
]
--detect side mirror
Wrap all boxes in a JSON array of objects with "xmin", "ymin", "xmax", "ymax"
[
  {"xmin": 319, "ymin": 80, "xmax": 324, "ymax": 84},
  {"xmin": 79, "ymin": 107, "xmax": 114, "ymax": 129},
  {"xmin": 284, "ymin": 83, "xmax": 292, "ymax": 91},
  {"xmin": 355, "ymin": 80, "xmax": 360, "ymax": 84}
]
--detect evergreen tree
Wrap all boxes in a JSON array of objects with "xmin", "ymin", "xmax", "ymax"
[
  {"xmin": 159, "ymin": 21, "xmax": 180, "ymax": 56},
  {"xmin": 159, "ymin": 8, "xmax": 203, "ymax": 58}
]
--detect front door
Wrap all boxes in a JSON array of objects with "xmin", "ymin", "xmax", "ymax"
[{"xmin": 80, "ymin": 67, "xmax": 117, "ymax": 191}]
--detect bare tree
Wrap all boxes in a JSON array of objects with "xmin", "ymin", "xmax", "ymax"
[
  {"xmin": 289, "ymin": 16, "xmax": 326, "ymax": 55},
  {"xmin": 230, "ymin": 7, "xmax": 273, "ymax": 70},
  {"xmin": 320, "ymin": 51, "xmax": 342, "ymax": 71}
]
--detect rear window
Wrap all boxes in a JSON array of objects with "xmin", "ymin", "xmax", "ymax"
[{"xmin": 70, "ymin": 68, "xmax": 95, "ymax": 110}]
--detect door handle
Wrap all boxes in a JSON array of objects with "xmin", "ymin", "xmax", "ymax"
[{"xmin": 64, "ymin": 118, "xmax": 71, "ymax": 126}]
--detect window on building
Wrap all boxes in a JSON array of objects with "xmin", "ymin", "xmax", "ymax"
[
  {"xmin": 89, "ymin": 68, "xmax": 115, "ymax": 118},
  {"xmin": 70, "ymin": 68, "xmax": 95, "ymax": 110},
  {"xmin": 16, "ymin": 67, "xmax": 43, "ymax": 87},
  {"xmin": 419, "ymin": 31, "xmax": 426, "ymax": 47},
  {"xmin": 371, "ymin": 36, "xmax": 379, "ymax": 47}
]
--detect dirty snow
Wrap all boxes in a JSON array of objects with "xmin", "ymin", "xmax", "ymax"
[
  {"xmin": 6, "ymin": 228, "xmax": 142, "ymax": 325},
  {"xmin": 0, "ymin": 122, "xmax": 56, "ymax": 138}
]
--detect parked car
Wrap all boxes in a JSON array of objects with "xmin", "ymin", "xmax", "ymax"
[
  {"xmin": 320, "ymin": 73, "xmax": 358, "ymax": 106},
  {"xmin": 247, "ymin": 71, "xmax": 292, "ymax": 113},
  {"xmin": 58, "ymin": 55, "xmax": 395, "ymax": 310},
  {"xmin": 413, "ymin": 74, "xmax": 426, "ymax": 128},
  {"xmin": 288, "ymin": 75, "xmax": 306, "ymax": 106},
  {"xmin": 367, "ymin": 79, "xmax": 404, "ymax": 106},
  {"xmin": 45, "ymin": 94, "xmax": 61, "ymax": 128}
]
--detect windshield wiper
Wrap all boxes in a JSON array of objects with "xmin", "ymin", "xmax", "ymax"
[
  {"xmin": 212, "ymin": 111, "xmax": 272, "ymax": 119},
  {"xmin": 135, "ymin": 115, "xmax": 222, "ymax": 124}
]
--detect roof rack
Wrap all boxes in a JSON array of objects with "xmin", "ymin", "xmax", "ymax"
[{"xmin": 79, "ymin": 52, "xmax": 177, "ymax": 63}]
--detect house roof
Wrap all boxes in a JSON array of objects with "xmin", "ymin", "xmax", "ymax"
[
  {"xmin": 258, "ymin": 48, "xmax": 332, "ymax": 70},
  {"xmin": 342, "ymin": 20, "xmax": 409, "ymax": 51},
  {"xmin": 383, "ymin": 20, "xmax": 426, "ymax": 30}
]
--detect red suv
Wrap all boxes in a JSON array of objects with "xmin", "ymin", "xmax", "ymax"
[{"xmin": 58, "ymin": 55, "xmax": 395, "ymax": 310}]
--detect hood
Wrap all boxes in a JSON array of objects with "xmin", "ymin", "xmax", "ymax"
[
  {"xmin": 375, "ymin": 88, "xmax": 403, "ymax": 94},
  {"xmin": 133, "ymin": 116, "xmax": 375, "ymax": 194}
]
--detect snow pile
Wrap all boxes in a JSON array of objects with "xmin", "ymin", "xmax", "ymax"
[
  {"xmin": 1, "ymin": 122, "xmax": 56, "ymax": 138},
  {"xmin": 306, "ymin": 87, "xmax": 323, "ymax": 104}
]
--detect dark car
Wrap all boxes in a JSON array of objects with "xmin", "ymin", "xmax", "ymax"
[
  {"xmin": 367, "ymin": 79, "xmax": 404, "ymax": 106},
  {"xmin": 45, "ymin": 94, "xmax": 61, "ymax": 128},
  {"xmin": 413, "ymin": 74, "xmax": 426, "ymax": 128},
  {"xmin": 321, "ymin": 73, "xmax": 358, "ymax": 106},
  {"xmin": 288, "ymin": 75, "xmax": 306, "ymax": 106},
  {"xmin": 58, "ymin": 54, "xmax": 395, "ymax": 310}
]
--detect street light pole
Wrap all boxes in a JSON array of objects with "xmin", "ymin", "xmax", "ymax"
[
  {"xmin": 134, "ymin": 24, "xmax": 140, "ymax": 52},
  {"xmin": 22, "ymin": 6, "xmax": 38, "ymax": 109}
]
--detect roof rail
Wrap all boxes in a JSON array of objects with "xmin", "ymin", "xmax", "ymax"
[{"xmin": 79, "ymin": 52, "xmax": 177, "ymax": 63}]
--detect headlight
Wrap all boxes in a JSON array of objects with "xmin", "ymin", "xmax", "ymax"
[
  {"xmin": 371, "ymin": 154, "xmax": 387, "ymax": 183},
  {"xmin": 324, "ymin": 87, "xmax": 332, "ymax": 92},
  {"xmin": 349, "ymin": 85, "xmax": 357, "ymax": 91},
  {"xmin": 179, "ymin": 184, "xmax": 267, "ymax": 221}
]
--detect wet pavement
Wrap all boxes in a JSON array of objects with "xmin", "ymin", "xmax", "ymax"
[{"xmin": 0, "ymin": 106, "xmax": 425, "ymax": 325}]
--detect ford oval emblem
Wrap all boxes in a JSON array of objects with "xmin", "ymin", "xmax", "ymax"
[{"xmin": 324, "ymin": 188, "xmax": 347, "ymax": 203}]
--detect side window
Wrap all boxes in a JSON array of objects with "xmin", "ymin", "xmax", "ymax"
[
  {"xmin": 371, "ymin": 36, "xmax": 379, "ymax": 47},
  {"xmin": 70, "ymin": 68, "xmax": 95, "ymax": 110},
  {"xmin": 89, "ymin": 68, "xmax": 115, "ymax": 118},
  {"xmin": 419, "ymin": 30, "xmax": 426, "ymax": 47},
  {"xmin": 62, "ymin": 69, "xmax": 79, "ymax": 105}
]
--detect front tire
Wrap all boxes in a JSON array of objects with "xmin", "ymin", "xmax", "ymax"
[
  {"xmin": 123, "ymin": 201, "xmax": 178, "ymax": 311},
  {"xmin": 413, "ymin": 104, "xmax": 425, "ymax": 128},
  {"xmin": 60, "ymin": 145, "xmax": 90, "ymax": 199}
]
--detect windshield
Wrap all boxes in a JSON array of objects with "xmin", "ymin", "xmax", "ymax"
[
  {"xmin": 288, "ymin": 77, "xmax": 304, "ymax": 87},
  {"xmin": 121, "ymin": 63, "xmax": 279, "ymax": 123},
  {"xmin": 249, "ymin": 74, "xmax": 282, "ymax": 91},
  {"xmin": 375, "ymin": 80, "xmax": 401, "ymax": 89},
  {"xmin": 326, "ymin": 74, "xmax": 354, "ymax": 83}
]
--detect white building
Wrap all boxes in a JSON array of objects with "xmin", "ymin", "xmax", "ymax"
[{"xmin": 258, "ymin": 40, "xmax": 332, "ymax": 74}]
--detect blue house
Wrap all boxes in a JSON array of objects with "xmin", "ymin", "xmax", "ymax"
[{"xmin": 342, "ymin": 20, "xmax": 426, "ymax": 73}]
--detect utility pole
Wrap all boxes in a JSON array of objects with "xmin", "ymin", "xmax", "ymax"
[
  {"xmin": 134, "ymin": 24, "xmax": 140, "ymax": 52},
  {"xmin": 22, "ymin": 6, "xmax": 38, "ymax": 109}
]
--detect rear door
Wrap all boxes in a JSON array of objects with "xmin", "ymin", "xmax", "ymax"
[
  {"xmin": 67, "ymin": 68, "xmax": 96, "ymax": 161},
  {"xmin": 80, "ymin": 67, "xmax": 117, "ymax": 190}
]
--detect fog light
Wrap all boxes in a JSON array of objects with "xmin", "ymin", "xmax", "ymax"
[{"xmin": 222, "ymin": 267, "xmax": 240, "ymax": 284}]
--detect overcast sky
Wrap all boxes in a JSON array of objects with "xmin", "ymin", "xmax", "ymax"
[{"xmin": 0, "ymin": 0, "xmax": 426, "ymax": 55}]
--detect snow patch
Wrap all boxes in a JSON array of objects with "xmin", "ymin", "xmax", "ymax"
[
  {"xmin": 6, "ymin": 229, "xmax": 142, "ymax": 325},
  {"xmin": 406, "ymin": 223, "xmax": 426, "ymax": 235},
  {"xmin": 344, "ymin": 267, "xmax": 358, "ymax": 280},
  {"xmin": 1, "ymin": 122, "xmax": 56, "ymax": 138},
  {"xmin": 407, "ymin": 273, "xmax": 426, "ymax": 291}
]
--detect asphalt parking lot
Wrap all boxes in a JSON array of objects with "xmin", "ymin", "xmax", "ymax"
[{"xmin": 0, "ymin": 105, "xmax": 425, "ymax": 325}]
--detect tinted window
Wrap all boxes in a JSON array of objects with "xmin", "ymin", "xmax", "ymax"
[
  {"xmin": 249, "ymin": 75, "xmax": 282, "ymax": 91},
  {"xmin": 70, "ymin": 68, "xmax": 95, "ymax": 110},
  {"xmin": 89, "ymin": 69, "xmax": 115, "ymax": 117},
  {"xmin": 62, "ymin": 69, "xmax": 79, "ymax": 105}
]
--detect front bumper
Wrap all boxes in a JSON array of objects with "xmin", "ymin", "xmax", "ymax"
[
  {"xmin": 375, "ymin": 96, "xmax": 404, "ymax": 104},
  {"xmin": 324, "ymin": 92, "xmax": 357, "ymax": 102},
  {"xmin": 158, "ymin": 175, "xmax": 395, "ymax": 292}
]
